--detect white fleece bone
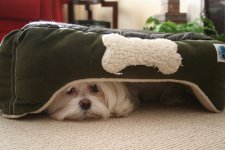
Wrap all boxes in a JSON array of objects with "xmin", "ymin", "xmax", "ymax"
[{"xmin": 101, "ymin": 34, "xmax": 182, "ymax": 75}]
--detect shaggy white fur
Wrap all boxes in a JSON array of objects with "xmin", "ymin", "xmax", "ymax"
[{"xmin": 102, "ymin": 34, "xmax": 182, "ymax": 75}]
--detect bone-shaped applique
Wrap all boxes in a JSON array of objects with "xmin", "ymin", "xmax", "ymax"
[{"xmin": 101, "ymin": 34, "xmax": 182, "ymax": 75}]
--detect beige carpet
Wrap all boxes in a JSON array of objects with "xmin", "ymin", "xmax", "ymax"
[{"xmin": 1, "ymin": 102, "xmax": 225, "ymax": 150}]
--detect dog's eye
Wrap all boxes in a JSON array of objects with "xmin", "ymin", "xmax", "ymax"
[
  {"xmin": 89, "ymin": 84, "xmax": 99, "ymax": 93},
  {"xmin": 66, "ymin": 87, "xmax": 76, "ymax": 95}
]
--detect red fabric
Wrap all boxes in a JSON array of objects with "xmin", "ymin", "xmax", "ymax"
[
  {"xmin": 52, "ymin": 0, "xmax": 70, "ymax": 22},
  {"xmin": 0, "ymin": 20, "xmax": 26, "ymax": 40},
  {"xmin": 0, "ymin": 0, "xmax": 41, "ymax": 20},
  {"xmin": 0, "ymin": 0, "xmax": 68, "ymax": 41},
  {"xmin": 0, "ymin": 20, "xmax": 26, "ymax": 31},
  {"xmin": 40, "ymin": 0, "xmax": 52, "ymax": 20}
]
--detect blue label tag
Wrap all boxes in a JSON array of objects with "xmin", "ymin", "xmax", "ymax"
[{"xmin": 213, "ymin": 44, "xmax": 225, "ymax": 63}]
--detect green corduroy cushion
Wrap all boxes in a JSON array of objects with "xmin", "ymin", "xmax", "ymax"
[{"xmin": 0, "ymin": 21, "xmax": 225, "ymax": 118}]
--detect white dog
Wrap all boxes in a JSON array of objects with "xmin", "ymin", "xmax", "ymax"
[
  {"xmin": 47, "ymin": 82, "xmax": 138, "ymax": 120},
  {"xmin": 47, "ymin": 81, "xmax": 196, "ymax": 121}
]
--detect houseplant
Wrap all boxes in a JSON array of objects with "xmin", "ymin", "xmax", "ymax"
[{"xmin": 144, "ymin": 17, "xmax": 225, "ymax": 42}]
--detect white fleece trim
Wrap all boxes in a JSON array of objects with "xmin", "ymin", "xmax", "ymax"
[
  {"xmin": 1, "ymin": 78, "xmax": 220, "ymax": 118},
  {"xmin": 102, "ymin": 34, "xmax": 182, "ymax": 75}
]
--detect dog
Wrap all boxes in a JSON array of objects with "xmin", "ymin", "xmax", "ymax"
[
  {"xmin": 47, "ymin": 81, "xmax": 196, "ymax": 121},
  {"xmin": 47, "ymin": 82, "xmax": 138, "ymax": 120}
]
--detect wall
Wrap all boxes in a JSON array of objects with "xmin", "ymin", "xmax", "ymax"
[
  {"xmin": 92, "ymin": 0, "xmax": 162, "ymax": 29},
  {"xmin": 63, "ymin": 0, "xmax": 203, "ymax": 29},
  {"xmin": 71, "ymin": 0, "xmax": 162, "ymax": 29},
  {"xmin": 186, "ymin": 0, "xmax": 204, "ymax": 21}
]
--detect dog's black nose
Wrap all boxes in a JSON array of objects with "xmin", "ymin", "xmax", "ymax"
[{"xmin": 79, "ymin": 99, "xmax": 91, "ymax": 110}]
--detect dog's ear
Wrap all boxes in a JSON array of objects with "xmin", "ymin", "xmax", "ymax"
[
  {"xmin": 47, "ymin": 91, "xmax": 64, "ymax": 114},
  {"xmin": 110, "ymin": 96, "xmax": 135, "ymax": 117},
  {"xmin": 108, "ymin": 83, "xmax": 136, "ymax": 117},
  {"xmin": 47, "ymin": 85, "xmax": 73, "ymax": 114}
]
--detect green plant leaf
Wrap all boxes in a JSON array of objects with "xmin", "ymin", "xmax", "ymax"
[{"xmin": 144, "ymin": 16, "xmax": 225, "ymax": 42}]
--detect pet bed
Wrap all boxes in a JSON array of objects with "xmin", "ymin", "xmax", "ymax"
[{"xmin": 0, "ymin": 21, "xmax": 225, "ymax": 118}]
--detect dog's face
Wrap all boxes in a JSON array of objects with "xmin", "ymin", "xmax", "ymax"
[{"xmin": 47, "ymin": 82, "xmax": 135, "ymax": 121}]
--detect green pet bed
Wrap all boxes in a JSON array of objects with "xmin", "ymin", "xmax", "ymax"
[{"xmin": 0, "ymin": 21, "xmax": 225, "ymax": 118}]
